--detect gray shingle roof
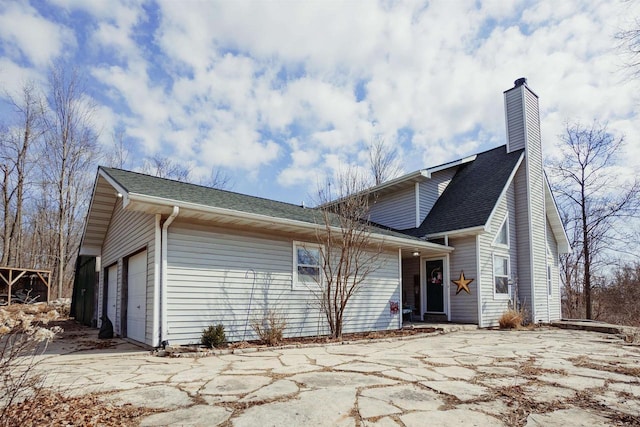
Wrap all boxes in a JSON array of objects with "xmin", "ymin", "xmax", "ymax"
[
  {"xmin": 100, "ymin": 167, "xmax": 427, "ymax": 242},
  {"xmin": 401, "ymin": 145, "xmax": 524, "ymax": 237}
]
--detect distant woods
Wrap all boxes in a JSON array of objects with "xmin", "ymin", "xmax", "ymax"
[
  {"xmin": 0, "ymin": 65, "xmax": 229, "ymax": 299},
  {"xmin": 1, "ymin": 65, "xmax": 97, "ymax": 301}
]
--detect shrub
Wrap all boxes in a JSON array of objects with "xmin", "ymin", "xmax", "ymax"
[
  {"xmin": 499, "ymin": 308, "xmax": 524, "ymax": 329},
  {"xmin": 251, "ymin": 309, "xmax": 287, "ymax": 346},
  {"xmin": 1, "ymin": 306, "xmax": 62, "ymax": 423},
  {"xmin": 201, "ymin": 324, "xmax": 226, "ymax": 348}
]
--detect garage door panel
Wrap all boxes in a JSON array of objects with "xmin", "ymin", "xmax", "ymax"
[
  {"xmin": 127, "ymin": 251, "xmax": 147, "ymax": 343},
  {"xmin": 107, "ymin": 264, "xmax": 117, "ymax": 332}
]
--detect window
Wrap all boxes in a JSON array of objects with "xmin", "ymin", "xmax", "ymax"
[
  {"xmin": 494, "ymin": 254, "xmax": 509, "ymax": 295},
  {"xmin": 294, "ymin": 242, "xmax": 321, "ymax": 287},
  {"xmin": 493, "ymin": 215, "xmax": 509, "ymax": 247}
]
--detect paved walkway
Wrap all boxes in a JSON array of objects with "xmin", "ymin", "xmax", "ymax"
[{"xmin": 36, "ymin": 326, "xmax": 640, "ymax": 426}]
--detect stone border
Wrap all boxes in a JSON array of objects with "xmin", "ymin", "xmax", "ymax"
[{"xmin": 157, "ymin": 328, "xmax": 449, "ymax": 358}]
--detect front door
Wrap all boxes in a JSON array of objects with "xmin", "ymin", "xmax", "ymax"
[{"xmin": 426, "ymin": 259, "xmax": 444, "ymax": 313}]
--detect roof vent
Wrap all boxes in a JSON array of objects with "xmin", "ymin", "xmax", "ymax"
[{"xmin": 514, "ymin": 77, "xmax": 527, "ymax": 87}]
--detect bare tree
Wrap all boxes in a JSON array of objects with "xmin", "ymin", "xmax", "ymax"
[
  {"xmin": 104, "ymin": 129, "xmax": 130, "ymax": 169},
  {"xmin": 0, "ymin": 82, "xmax": 45, "ymax": 267},
  {"xmin": 617, "ymin": 18, "xmax": 640, "ymax": 77},
  {"xmin": 559, "ymin": 209, "xmax": 584, "ymax": 319},
  {"xmin": 41, "ymin": 63, "xmax": 100, "ymax": 299},
  {"xmin": 368, "ymin": 137, "xmax": 401, "ymax": 186},
  {"xmin": 309, "ymin": 169, "xmax": 384, "ymax": 339},
  {"xmin": 141, "ymin": 154, "xmax": 191, "ymax": 182},
  {"xmin": 200, "ymin": 168, "xmax": 233, "ymax": 190},
  {"xmin": 550, "ymin": 121, "xmax": 640, "ymax": 319}
]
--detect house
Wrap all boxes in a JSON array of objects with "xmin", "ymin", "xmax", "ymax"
[{"xmin": 76, "ymin": 78, "xmax": 569, "ymax": 346}]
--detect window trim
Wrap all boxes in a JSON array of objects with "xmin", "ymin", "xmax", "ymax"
[
  {"xmin": 293, "ymin": 241, "xmax": 322, "ymax": 289},
  {"xmin": 493, "ymin": 253, "xmax": 510, "ymax": 299},
  {"xmin": 492, "ymin": 214, "xmax": 510, "ymax": 249}
]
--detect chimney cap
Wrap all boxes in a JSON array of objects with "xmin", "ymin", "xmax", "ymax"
[{"xmin": 514, "ymin": 77, "xmax": 527, "ymax": 87}]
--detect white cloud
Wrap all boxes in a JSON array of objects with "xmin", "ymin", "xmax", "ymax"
[
  {"xmin": 0, "ymin": 2, "xmax": 75, "ymax": 66},
  {"xmin": 0, "ymin": 58, "xmax": 45, "ymax": 93},
  {"xmin": 4, "ymin": 0, "xmax": 638, "ymax": 203}
]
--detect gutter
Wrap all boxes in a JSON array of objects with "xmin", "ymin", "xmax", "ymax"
[{"xmin": 160, "ymin": 206, "xmax": 179, "ymax": 345}]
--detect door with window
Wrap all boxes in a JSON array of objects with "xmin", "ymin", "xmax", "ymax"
[{"xmin": 425, "ymin": 259, "xmax": 445, "ymax": 313}]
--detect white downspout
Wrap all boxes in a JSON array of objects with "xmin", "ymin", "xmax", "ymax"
[
  {"xmin": 161, "ymin": 206, "xmax": 179, "ymax": 345},
  {"xmin": 153, "ymin": 214, "xmax": 161, "ymax": 347},
  {"xmin": 398, "ymin": 248, "xmax": 403, "ymax": 330}
]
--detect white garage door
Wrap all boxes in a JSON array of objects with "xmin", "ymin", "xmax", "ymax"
[
  {"xmin": 106, "ymin": 264, "xmax": 117, "ymax": 329},
  {"xmin": 127, "ymin": 251, "xmax": 147, "ymax": 343}
]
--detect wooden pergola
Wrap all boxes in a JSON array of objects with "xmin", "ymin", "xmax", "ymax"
[{"xmin": 0, "ymin": 267, "xmax": 51, "ymax": 306}]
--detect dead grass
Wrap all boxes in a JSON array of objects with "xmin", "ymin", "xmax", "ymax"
[
  {"xmin": 499, "ymin": 309, "xmax": 524, "ymax": 329},
  {"xmin": 570, "ymin": 356, "xmax": 640, "ymax": 377},
  {"xmin": 1, "ymin": 389, "xmax": 156, "ymax": 427}
]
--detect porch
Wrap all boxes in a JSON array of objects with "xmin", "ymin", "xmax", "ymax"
[{"xmin": 400, "ymin": 252, "xmax": 450, "ymax": 323}]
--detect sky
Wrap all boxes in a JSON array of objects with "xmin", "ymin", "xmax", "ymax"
[{"xmin": 1, "ymin": 0, "xmax": 639, "ymax": 205}]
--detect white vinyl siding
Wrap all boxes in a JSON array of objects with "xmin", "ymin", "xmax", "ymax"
[
  {"xmin": 418, "ymin": 168, "xmax": 457, "ymax": 224},
  {"xmin": 165, "ymin": 221, "xmax": 401, "ymax": 345},
  {"xmin": 524, "ymin": 89, "xmax": 549, "ymax": 323},
  {"xmin": 505, "ymin": 87, "xmax": 526, "ymax": 152},
  {"xmin": 448, "ymin": 236, "xmax": 478, "ymax": 324},
  {"xmin": 478, "ymin": 182, "xmax": 517, "ymax": 326},
  {"xmin": 99, "ymin": 198, "xmax": 155, "ymax": 344},
  {"xmin": 513, "ymin": 164, "xmax": 532, "ymax": 320},
  {"xmin": 369, "ymin": 185, "xmax": 415, "ymax": 229},
  {"xmin": 507, "ymin": 82, "xmax": 549, "ymax": 323}
]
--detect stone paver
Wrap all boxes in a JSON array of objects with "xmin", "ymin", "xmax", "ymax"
[
  {"xmin": 36, "ymin": 326, "xmax": 640, "ymax": 426},
  {"xmin": 139, "ymin": 405, "xmax": 232, "ymax": 427},
  {"xmin": 102, "ymin": 384, "xmax": 192, "ymax": 409},
  {"xmin": 401, "ymin": 409, "xmax": 505, "ymax": 426},
  {"xmin": 525, "ymin": 408, "xmax": 610, "ymax": 426},
  {"xmin": 422, "ymin": 380, "xmax": 490, "ymax": 401}
]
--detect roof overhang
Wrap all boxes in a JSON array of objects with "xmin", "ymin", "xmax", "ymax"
[
  {"xmin": 126, "ymin": 192, "xmax": 453, "ymax": 253},
  {"xmin": 544, "ymin": 176, "xmax": 571, "ymax": 254},
  {"xmin": 80, "ymin": 169, "xmax": 453, "ymax": 256},
  {"xmin": 79, "ymin": 170, "xmax": 124, "ymax": 256}
]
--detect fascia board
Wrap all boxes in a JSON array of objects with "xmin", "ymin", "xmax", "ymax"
[
  {"xmin": 427, "ymin": 154, "xmax": 477, "ymax": 174},
  {"xmin": 426, "ymin": 225, "xmax": 486, "ymax": 239},
  {"xmin": 543, "ymin": 176, "xmax": 571, "ymax": 253}
]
